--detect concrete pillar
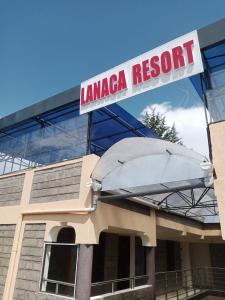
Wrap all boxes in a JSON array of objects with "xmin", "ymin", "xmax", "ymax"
[
  {"xmin": 146, "ymin": 247, "xmax": 156, "ymax": 300},
  {"xmin": 104, "ymin": 233, "xmax": 118, "ymax": 280},
  {"xmin": 181, "ymin": 242, "xmax": 192, "ymax": 287},
  {"xmin": 181, "ymin": 242, "xmax": 191, "ymax": 270},
  {"xmin": 75, "ymin": 244, "xmax": 93, "ymax": 300},
  {"xmin": 130, "ymin": 235, "xmax": 135, "ymax": 278}
]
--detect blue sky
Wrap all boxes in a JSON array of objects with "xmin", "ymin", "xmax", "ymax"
[{"xmin": 1, "ymin": 0, "xmax": 225, "ymax": 119}]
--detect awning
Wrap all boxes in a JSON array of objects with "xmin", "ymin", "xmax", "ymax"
[{"xmin": 92, "ymin": 137, "xmax": 218, "ymax": 223}]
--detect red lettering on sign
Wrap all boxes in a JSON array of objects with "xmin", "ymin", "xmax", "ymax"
[
  {"xmin": 109, "ymin": 74, "xmax": 117, "ymax": 94},
  {"xmin": 183, "ymin": 40, "xmax": 194, "ymax": 64},
  {"xmin": 142, "ymin": 60, "xmax": 151, "ymax": 81},
  {"xmin": 118, "ymin": 70, "xmax": 127, "ymax": 90},
  {"xmin": 93, "ymin": 81, "xmax": 101, "ymax": 101},
  {"xmin": 81, "ymin": 87, "xmax": 86, "ymax": 105},
  {"xmin": 132, "ymin": 64, "xmax": 142, "ymax": 85},
  {"xmin": 81, "ymin": 36, "xmax": 198, "ymax": 109},
  {"xmin": 161, "ymin": 51, "xmax": 172, "ymax": 73},
  {"xmin": 81, "ymin": 71, "xmax": 128, "ymax": 105},
  {"xmin": 172, "ymin": 46, "xmax": 185, "ymax": 69},
  {"xmin": 101, "ymin": 78, "xmax": 109, "ymax": 98},
  {"xmin": 150, "ymin": 56, "xmax": 160, "ymax": 78},
  {"xmin": 86, "ymin": 85, "xmax": 93, "ymax": 103}
]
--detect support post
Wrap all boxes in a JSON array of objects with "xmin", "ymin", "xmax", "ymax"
[
  {"xmin": 130, "ymin": 236, "xmax": 135, "ymax": 280},
  {"xmin": 75, "ymin": 244, "xmax": 93, "ymax": 300},
  {"xmin": 181, "ymin": 242, "xmax": 192, "ymax": 290},
  {"xmin": 146, "ymin": 247, "xmax": 156, "ymax": 300}
]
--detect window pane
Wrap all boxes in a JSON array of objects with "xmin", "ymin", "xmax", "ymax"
[
  {"xmin": 48, "ymin": 245, "xmax": 77, "ymax": 283},
  {"xmin": 41, "ymin": 243, "xmax": 77, "ymax": 297}
]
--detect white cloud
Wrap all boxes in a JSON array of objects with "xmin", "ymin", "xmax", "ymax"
[{"xmin": 141, "ymin": 102, "xmax": 209, "ymax": 157}]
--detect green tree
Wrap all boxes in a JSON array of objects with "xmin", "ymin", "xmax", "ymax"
[{"xmin": 141, "ymin": 109, "xmax": 182, "ymax": 144}]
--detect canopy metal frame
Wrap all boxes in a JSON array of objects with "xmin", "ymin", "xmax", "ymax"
[{"xmin": 99, "ymin": 183, "xmax": 218, "ymax": 222}]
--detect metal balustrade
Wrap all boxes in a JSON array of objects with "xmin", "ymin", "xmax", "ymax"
[
  {"xmin": 91, "ymin": 275, "xmax": 149, "ymax": 296},
  {"xmin": 156, "ymin": 267, "xmax": 225, "ymax": 300},
  {"xmin": 40, "ymin": 268, "xmax": 225, "ymax": 299},
  {"xmin": 91, "ymin": 267, "xmax": 225, "ymax": 299},
  {"xmin": 156, "ymin": 268, "xmax": 204, "ymax": 300}
]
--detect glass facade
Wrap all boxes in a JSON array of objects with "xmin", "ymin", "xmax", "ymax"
[
  {"xmin": 190, "ymin": 41, "xmax": 225, "ymax": 123},
  {"xmin": 91, "ymin": 104, "xmax": 156, "ymax": 156},
  {"xmin": 0, "ymin": 100, "xmax": 156, "ymax": 175},
  {"xmin": 0, "ymin": 101, "xmax": 88, "ymax": 175}
]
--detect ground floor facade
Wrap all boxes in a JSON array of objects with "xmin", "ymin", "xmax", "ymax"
[
  {"xmin": 0, "ymin": 155, "xmax": 224, "ymax": 300},
  {"xmin": 1, "ymin": 220, "xmax": 224, "ymax": 300}
]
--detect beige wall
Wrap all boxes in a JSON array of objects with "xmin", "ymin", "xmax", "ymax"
[
  {"xmin": 0, "ymin": 154, "xmax": 157, "ymax": 245},
  {"xmin": 156, "ymin": 212, "xmax": 221, "ymax": 242},
  {"xmin": 210, "ymin": 122, "xmax": 225, "ymax": 239},
  {"xmin": 0, "ymin": 153, "xmax": 223, "ymax": 300},
  {"xmin": 0, "ymin": 155, "xmax": 157, "ymax": 300}
]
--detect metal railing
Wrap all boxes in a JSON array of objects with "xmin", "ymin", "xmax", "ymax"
[
  {"xmin": 156, "ymin": 268, "xmax": 204, "ymax": 300},
  {"xmin": 155, "ymin": 267, "xmax": 225, "ymax": 300},
  {"xmin": 205, "ymin": 267, "xmax": 225, "ymax": 291},
  {"xmin": 91, "ymin": 275, "xmax": 149, "ymax": 296},
  {"xmin": 41, "ymin": 267, "xmax": 225, "ymax": 299}
]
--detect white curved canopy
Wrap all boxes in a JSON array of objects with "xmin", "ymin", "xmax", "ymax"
[
  {"xmin": 92, "ymin": 137, "xmax": 210, "ymax": 190},
  {"xmin": 92, "ymin": 137, "xmax": 218, "ymax": 223}
]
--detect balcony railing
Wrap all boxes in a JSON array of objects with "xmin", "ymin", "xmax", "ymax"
[
  {"xmin": 156, "ymin": 267, "xmax": 225, "ymax": 300},
  {"xmin": 40, "ymin": 268, "xmax": 225, "ymax": 299},
  {"xmin": 91, "ymin": 268, "xmax": 225, "ymax": 299},
  {"xmin": 91, "ymin": 275, "xmax": 149, "ymax": 297}
]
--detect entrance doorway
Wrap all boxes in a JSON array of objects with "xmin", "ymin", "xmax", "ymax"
[{"xmin": 91, "ymin": 232, "xmax": 147, "ymax": 296}]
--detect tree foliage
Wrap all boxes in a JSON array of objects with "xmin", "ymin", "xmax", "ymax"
[{"xmin": 141, "ymin": 109, "xmax": 182, "ymax": 144}]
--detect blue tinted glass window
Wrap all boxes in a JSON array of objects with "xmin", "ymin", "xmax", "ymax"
[{"xmin": 0, "ymin": 102, "xmax": 88, "ymax": 175}]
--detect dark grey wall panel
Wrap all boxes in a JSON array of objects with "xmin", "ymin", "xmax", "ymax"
[
  {"xmin": 0, "ymin": 175, "xmax": 24, "ymax": 207},
  {"xmin": 13, "ymin": 223, "xmax": 45, "ymax": 300},
  {"xmin": 13, "ymin": 223, "xmax": 71, "ymax": 300},
  {"xmin": 210, "ymin": 243, "xmax": 225, "ymax": 268},
  {"xmin": 0, "ymin": 224, "xmax": 16, "ymax": 299},
  {"xmin": 30, "ymin": 162, "xmax": 82, "ymax": 203}
]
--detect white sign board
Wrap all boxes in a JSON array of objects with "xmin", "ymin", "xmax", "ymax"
[{"xmin": 80, "ymin": 31, "xmax": 203, "ymax": 114}]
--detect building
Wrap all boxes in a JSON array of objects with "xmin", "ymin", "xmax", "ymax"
[{"xmin": 0, "ymin": 18, "xmax": 225, "ymax": 300}]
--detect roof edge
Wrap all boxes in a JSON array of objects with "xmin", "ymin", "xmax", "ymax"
[
  {"xmin": 198, "ymin": 18, "xmax": 225, "ymax": 50},
  {"xmin": 0, "ymin": 85, "xmax": 80, "ymax": 131}
]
